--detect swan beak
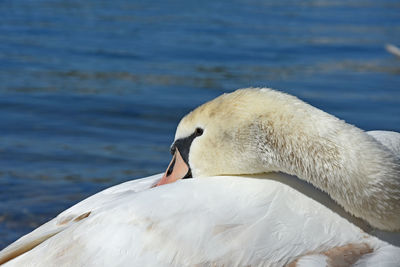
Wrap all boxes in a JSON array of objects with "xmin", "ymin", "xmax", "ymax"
[{"xmin": 155, "ymin": 149, "xmax": 190, "ymax": 186}]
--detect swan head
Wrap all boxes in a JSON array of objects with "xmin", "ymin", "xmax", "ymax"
[{"xmin": 157, "ymin": 88, "xmax": 310, "ymax": 185}]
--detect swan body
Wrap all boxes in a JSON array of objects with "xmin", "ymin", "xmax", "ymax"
[
  {"xmin": 1, "ymin": 172, "xmax": 400, "ymax": 266},
  {"xmin": 1, "ymin": 88, "xmax": 399, "ymax": 266}
]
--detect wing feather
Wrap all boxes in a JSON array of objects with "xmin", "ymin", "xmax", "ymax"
[{"xmin": 0, "ymin": 173, "xmax": 162, "ymax": 265}]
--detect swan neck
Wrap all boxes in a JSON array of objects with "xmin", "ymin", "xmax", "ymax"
[{"xmin": 257, "ymin": 116, "xmax": 400, "ymax": 231}]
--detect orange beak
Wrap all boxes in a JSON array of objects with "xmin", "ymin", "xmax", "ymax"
[{"xmin": 155, "ymin": 149, "xmax": 190, "ymax": 186}]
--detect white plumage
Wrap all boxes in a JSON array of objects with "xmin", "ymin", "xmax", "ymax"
[
  {"xmin": 2, "ymin": 170, "xmax": 400, "ymax": 266},
  {"xmin": 1, "ymin": 88, "xmax": 399, "ymax": 266}
]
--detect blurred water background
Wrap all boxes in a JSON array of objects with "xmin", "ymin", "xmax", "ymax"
[{"xmin": 0, "ymin": 0, "xmax": 399, "ymax": 249}]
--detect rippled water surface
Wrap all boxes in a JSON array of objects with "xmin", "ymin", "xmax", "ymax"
[{"xmin": 1, "ymin": 0, "xmax": 400, "ymax": 248}]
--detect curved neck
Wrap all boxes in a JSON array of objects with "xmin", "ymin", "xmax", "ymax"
[{"xmin": 257, "ymin": 115, "xmax": 400, "ymax": 231}]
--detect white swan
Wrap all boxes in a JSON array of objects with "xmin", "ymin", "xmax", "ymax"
[{"xmin": 1, "ymin": 88, "xmax": 399, "ymax": 266}]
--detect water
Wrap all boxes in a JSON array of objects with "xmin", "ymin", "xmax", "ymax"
[{"xmin": 0, "ymin": 0, "xmax": 399, "ymax": 249}]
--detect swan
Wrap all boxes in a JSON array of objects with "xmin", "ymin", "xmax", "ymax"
[{"xmin": 0, "ymin": 88, "xmax": 399, "ymax": 266}]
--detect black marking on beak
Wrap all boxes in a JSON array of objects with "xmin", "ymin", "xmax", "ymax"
[
  {"xmin": 171, "ymin": 127, "xmax": 204, "ymax": 177},
  {"xmin": 183, "ymin": 168, "xmax": 192, "ymax": 179},
  {"xmin": 170, "ymin": 145, "xmax": 176, "ymax": 155},
  {"xmin": 166, "ymin": 154, "xmax": 176, "ymax": 176}
]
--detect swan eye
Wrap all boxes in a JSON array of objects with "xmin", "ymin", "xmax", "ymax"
[{"xmin": 195, "ymin": 128, "xmax": 204, "ymax": 136}]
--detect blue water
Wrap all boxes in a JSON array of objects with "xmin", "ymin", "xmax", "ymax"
[{"xmin": 0, "ymin": 0, "xmax": 399, "ymax": 249}]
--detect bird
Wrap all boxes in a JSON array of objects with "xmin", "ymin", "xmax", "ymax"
[{"xmin": 0, "ymin": 88, "xmax": 399, "ymax": 266}]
